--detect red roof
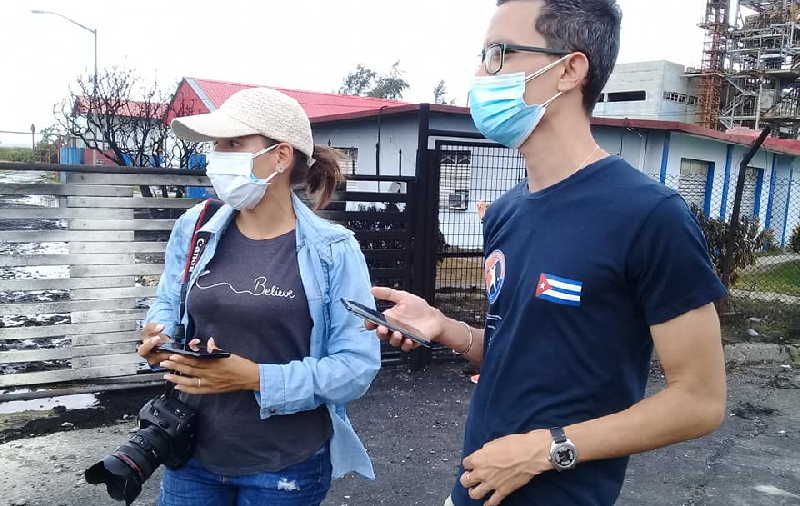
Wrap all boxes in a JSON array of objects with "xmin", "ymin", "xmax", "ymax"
[
  {"xmin": 167, "ymin": 78, "xmax": 800, "ymax": 156},
  {"xmin": 591, "ymin": 117, "xmax": 800, "ymax": 156},
  {"xmin": 181, "ymin": 77, "xmax": 407, "ymax": 120},
  {"xmin": 310, "ymin": 104, "xmax": 800, "ymax": 156}
]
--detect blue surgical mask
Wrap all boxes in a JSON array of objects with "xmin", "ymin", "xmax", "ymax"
[{"xmin": 469, "ymin": 54, "xmax": 571, "ymax": 148}]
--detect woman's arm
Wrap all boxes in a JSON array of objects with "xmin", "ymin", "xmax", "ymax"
[{"xmin": 143, "ymin": 206, "xmax": 197, "ymax": 342}]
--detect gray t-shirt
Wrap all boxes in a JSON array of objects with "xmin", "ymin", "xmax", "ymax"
[{"xmin": 184, "ymin": 221, "xmax": 332, "ymax": 475}]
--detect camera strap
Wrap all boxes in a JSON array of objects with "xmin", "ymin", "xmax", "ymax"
[{"xmin": 178, "ymin": 199, "xmax": 224, "ymax": 333}]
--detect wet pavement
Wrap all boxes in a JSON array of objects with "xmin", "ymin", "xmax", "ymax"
[{"xmin": 0, "ymin": 362, "xmax": 798, "ymax": 506}]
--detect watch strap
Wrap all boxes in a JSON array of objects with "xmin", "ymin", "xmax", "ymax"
[{"xmin": 549, "ymin": 427, "xmax": 567, "ymax": 444}]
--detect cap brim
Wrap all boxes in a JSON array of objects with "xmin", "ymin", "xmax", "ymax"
[{"xmin": 170, "ymin": 110, "xmax": 258, "ymax": 142}]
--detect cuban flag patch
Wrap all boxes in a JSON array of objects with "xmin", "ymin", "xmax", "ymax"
[{"xmin": 535, "ymin": 273, "xmax": 582, "ymax": 307}]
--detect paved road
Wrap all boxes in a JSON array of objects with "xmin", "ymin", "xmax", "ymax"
[{"xmin": 1, "ymin": 363, "xmax": 798, "ymax": 506}]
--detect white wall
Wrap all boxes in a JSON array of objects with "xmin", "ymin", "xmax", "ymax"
[
  {"xmin": 778, "ymin": 158, "xmax": 800, "ymax": 246},
  {"xmin": 313, "ymin": 114, "xmax": 419, "ymax": 179},
  {"xmin": 594, "ymin": 61, "xmax": 698, "ymax": 123},
  {"xmin": 592, "ymin": 126, "xmax": 648, "ymax": 170}
]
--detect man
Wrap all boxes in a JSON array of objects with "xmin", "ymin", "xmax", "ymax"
[{"xmin": 368, "ymin": 1, "xmax": 728, "ymax": 505}]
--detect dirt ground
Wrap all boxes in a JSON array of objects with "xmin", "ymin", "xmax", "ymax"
[{"xmin": 0, "ymin": 362, "xmax": 799, "ymax": 506}]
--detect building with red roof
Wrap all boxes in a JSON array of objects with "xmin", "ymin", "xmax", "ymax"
[{"xmin": 67, "ymin": 76, "xmax": 800, "ymax": 246}]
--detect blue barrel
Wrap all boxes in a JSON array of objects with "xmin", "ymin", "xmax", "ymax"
[
  {"xmin": 186, "ymin": 154, "xmax": 213, "ymax": 199},
  {"xmin": 59, "ymin": 147, "xmax": 84, "ymax": 165}
]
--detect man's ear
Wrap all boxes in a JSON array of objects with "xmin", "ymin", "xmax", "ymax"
[{"xmin": 557, "ymin": 52, "xmax": 590, "ymax": 94}]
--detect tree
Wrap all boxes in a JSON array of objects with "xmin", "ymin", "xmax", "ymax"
[
  {"xmin": 339, "ymin": 65, "xmax": 377, "ymax": 96},
  {"xmin": 433, "ymin": 80, "xmax": 448, "ymax": 104},
  {"xmin": 35, "ymin": 124, "xmax": 66, "ymax": 164},
  {"xmin": 367, "ymin": 61, "xmax": 410, "ymax": 100},
  {"xmin": 56, "ymin": 67, "xmax": 206, "ymax": 197},
  {"xmin": 339, "ymin": 61, "xmax": 410, "ymax": 100}
]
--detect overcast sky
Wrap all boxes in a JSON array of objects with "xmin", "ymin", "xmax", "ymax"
[{"xmin": 1, "ymin": 0, "xmax": 708, "ymax": 147}]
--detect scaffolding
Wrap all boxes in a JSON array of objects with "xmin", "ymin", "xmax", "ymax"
[
  {"xmin": 697, "ymin": 0, "xmax": 730, "ymax": 130},
  {"xmin": 704, "ymin": 0, "xmax": 800, "ymax": 138}
]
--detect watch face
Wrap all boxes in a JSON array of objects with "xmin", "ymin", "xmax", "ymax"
[{"xmin": 555, "ymin": 446, "xmax": 576, "ymax": 467}]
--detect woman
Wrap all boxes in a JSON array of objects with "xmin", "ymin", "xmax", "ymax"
[{"xmin": 138, "ymin": 87, "xmax": 381, "ymax": 505}]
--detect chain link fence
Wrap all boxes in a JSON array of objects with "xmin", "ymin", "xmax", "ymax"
[{"xmin": 432, "ymin": 143, "xmax": 800, "ymax": 343}]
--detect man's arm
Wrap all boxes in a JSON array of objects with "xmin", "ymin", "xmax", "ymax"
[
  {"xmin": 435, "ymin": 316, "xmax": 486, "ymax": 365},
  {"xmin": 460, "ymin": 303, "xmax": 726, "ymax": 505},
  {"xmin": 566, "ymin": 302, "xmax": 726, "ymax": 460}
]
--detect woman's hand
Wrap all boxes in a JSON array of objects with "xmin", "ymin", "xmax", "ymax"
[
  {"xmin": 137, "ymin": 322, "xmax": 174, "ymax": 367},
  {"xmin": 368, "ymin": 287, "xmax": 446, "ymax": 352},
  {"xmin": 160, "ymin": 338, "xmax": 261, "ymax": 394}
]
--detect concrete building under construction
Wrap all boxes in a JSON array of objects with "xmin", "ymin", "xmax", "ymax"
[{"xmin": 695, "ymin": 0, "xmax": 800, "ymax": 138}]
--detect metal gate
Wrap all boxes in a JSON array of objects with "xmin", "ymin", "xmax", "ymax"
[{"xmin": 428, "ymin": 139, "xmax": 526, "ymax": 327}]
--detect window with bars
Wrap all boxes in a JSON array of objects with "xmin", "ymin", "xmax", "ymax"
[
  {"xmin": 440, "ymin": 150, "xmax": 471, "ymax": 166},
  {"xmin": 440, "ymin": 150, "xmax": 472, "ymax": 212},
  {"xmin": 679, "ymin": 158, "xmax": 711, "ymax": 211}
]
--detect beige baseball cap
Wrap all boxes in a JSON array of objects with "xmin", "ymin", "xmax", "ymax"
[{"xmin": 171, "ymin": 87, "xmax": 315, "ymax": 160}]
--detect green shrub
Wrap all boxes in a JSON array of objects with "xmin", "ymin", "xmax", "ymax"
[
  {"xmin": 790, "ymin": 224, "xmax": 800, "ymax": 254},
  {"xmin": 690, "ymin": 204, "xmax": 769, "ymax": 286}
]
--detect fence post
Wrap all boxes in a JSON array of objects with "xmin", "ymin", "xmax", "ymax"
[
  {"xmin": 719, "ymin": 127, "xmax": 771, "ymax": 313},
  {"xmin": 409, "ymin": 104, "xmax": 434, "ymax": 369}
]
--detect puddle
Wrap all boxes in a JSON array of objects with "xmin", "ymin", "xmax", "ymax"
[
  {"xmin": 0, "ymin": 386, "xmax": 162, "ymax": 443},
  {"xmin": 0, "ymin": 393, "xmax": 98, "ymax": 415}
]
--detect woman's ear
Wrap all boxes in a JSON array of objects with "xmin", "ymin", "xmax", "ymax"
[{"xmin": 275, "ymin": 143, "xmax": 295, "ymax": 171}]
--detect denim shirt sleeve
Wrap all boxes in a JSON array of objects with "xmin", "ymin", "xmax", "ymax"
[
  {"xmin": 255, "ymin": 236, "xmax": 381, "ymax": 418},
  {"xmin": 143, "ymin": 206, "xmax": 197, "ymax": 348}
]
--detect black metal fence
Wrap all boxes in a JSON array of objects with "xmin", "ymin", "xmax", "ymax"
[{"xmin": 431, "ymin": 140, "xmax": 526, "ymax": 327}]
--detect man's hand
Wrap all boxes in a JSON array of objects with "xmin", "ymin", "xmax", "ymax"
[
  {"xmin": 460, "ymin": 430, "xmax": 553, "ymax": 506},
  {"xmin": 369, "ymin": 287, "xmax": 446, "ymax": 352},
  {"xmin": 160, "ymin": 337, "xmax": 260, "ymax": 394}
]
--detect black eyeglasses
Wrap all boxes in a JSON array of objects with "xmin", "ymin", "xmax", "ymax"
[{"xmin": 480, "ymin": 43, "xmax": 571, "ymax": 75}]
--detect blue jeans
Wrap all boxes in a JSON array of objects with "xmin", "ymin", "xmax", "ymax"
[{"xmin": 158, "ymin": 447, "xmax": 332, "ymax": 506}]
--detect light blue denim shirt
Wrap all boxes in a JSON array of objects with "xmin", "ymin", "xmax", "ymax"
[{"xmin": 144, "ymin": 194, "xmax": 381, "ymax": 479}]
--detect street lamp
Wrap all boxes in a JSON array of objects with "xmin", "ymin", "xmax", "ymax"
[{"xmin": 31, "ymin": 9, "xmax": 98, "ymax": 88}]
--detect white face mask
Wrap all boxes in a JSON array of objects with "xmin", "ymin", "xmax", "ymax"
[{"xmin": 205, "ymin": 144, "xmax": 285, "ymax": 210}]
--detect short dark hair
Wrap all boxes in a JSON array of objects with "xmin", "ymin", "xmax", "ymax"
[{"xmin": 496, "ymin": 0, "xmax": 622, "ymax": 114}]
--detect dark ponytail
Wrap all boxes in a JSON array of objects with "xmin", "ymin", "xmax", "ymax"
[{"xmin": 290, "ymin": 145, "xmax": 343, "ymax": 210}]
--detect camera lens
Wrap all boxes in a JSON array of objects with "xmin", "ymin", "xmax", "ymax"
[{"xmin": 85, "ymin": 395, "xmax": 196, "ymax": 504}]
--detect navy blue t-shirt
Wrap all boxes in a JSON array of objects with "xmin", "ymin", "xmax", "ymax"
[{"xmin": 451, "ymin": 156, "xmax": 726, "ymax": 506}]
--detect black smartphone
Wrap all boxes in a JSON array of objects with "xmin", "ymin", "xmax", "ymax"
[
  {"xmin": 153, "ymin": 344, "xmax": 231, "ymax": 359},
  {"xmin": 341, "ymin": 298, "xmax": 432, "ymax": 348}
]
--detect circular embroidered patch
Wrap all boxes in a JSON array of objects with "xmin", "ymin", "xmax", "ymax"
[{"xmin": 484, "ymin": 250, "xmax": 506, "ymax": 304}]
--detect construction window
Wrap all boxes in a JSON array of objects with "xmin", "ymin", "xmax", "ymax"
[
  {"xmin": 608, "ymin": 90, "xmax": 646, "ymax": 102},
  {"xmin": 440, "ymin": 150, "xmax": 472, "ymax": 212},
  {"xmin": 335, "ymin": 147, "xmax": 358, "ymax": 175},
  {"xmin": 679, "ymin": 159, "xmax": 712, "ymax": 212}
]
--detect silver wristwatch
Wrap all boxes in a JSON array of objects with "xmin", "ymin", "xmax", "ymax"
[{"xmin": 548, "ymin": 427, "xmax": 578, "ymax": 471}]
